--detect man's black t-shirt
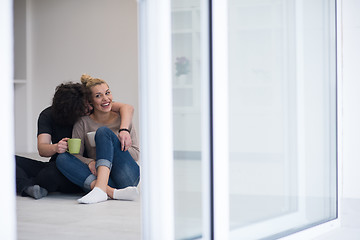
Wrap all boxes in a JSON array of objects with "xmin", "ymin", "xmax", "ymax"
[{"xmin": 37, "ymin": 106, "xmax": 73, "ymax": 162}]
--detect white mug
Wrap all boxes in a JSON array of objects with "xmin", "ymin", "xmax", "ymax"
[{"xmin": 86, "ymin": 131, "xmax": 96, "ymax": 147}]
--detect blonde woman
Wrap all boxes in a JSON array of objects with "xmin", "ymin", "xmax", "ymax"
[{"xmin": 56, "ymin": 74, "xmax": 140, "ymax": 204}]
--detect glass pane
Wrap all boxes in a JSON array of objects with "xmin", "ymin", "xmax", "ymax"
[
  {"xmin": 171, "ymin": 0, "xmax": 206, "ymax": 239},
  {"xmin": 228, "ymin": 0, "xmax": 337, "ymax": 238}
]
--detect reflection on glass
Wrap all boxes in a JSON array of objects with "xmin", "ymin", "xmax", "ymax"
[
  {"xmin": 228, "ymin": 0, "xmax": 337, "ymax": 238},
  {"xmin": 171, "ymin": 0, "xmax": 204, "ymax": 239}
]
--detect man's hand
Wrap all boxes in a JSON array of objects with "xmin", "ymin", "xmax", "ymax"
[
  {"xmin": 118, "ymin": 131, "xmax": 132, "ymax": 151},
  {"xmin": 112, "ymin": 102, "xmax": 134, "ymax": 151},
  {"xmin": 55, "ymin": 138, "xmax": 69, "ymax": 153}
]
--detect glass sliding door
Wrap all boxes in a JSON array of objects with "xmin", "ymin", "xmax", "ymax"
[
  {"xmin": 139, "ymin": 0, "xmax": 337, "ymax": 239},
  {"xmin": 226, "ymin": 0, "xmax": 337, "ymax": 238}
]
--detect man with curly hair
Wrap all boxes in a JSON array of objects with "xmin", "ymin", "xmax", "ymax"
[{"xmin": 15, "ymin": 82, "xmax": 134, "ymax": 199}]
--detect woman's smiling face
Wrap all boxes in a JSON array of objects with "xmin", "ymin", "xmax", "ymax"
[{"xmin": 90, "ymin": 83, "xmax": 113, "ymax": 113}]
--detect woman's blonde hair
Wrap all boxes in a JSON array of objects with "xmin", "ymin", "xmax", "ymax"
[{"xmin": 80, "ymin": 74, "xmax": 108, "ymax": 89}]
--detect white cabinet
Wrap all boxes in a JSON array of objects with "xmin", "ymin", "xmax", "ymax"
[{"xmin": 171, "ymin": 5, "xmax": 200, "ymax": 112}]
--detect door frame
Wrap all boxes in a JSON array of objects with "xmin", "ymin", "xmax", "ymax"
[{"xmin": 0, "ymin": 0, "xmax": 17, "ymax": 239}]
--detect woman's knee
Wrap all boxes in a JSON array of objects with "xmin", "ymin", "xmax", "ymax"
[
  {"xmin": 96, "ymin": 126, "xmax": 111, "ymax": 134},
  {"xmin": 95, "ymin": 126, "xmax": 112, "ymax": 139},
  {"xmin": 56, "ymin": 153, "xmax": 70, "ymax": 169}
]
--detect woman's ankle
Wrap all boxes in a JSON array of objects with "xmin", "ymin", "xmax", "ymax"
[
  {"xmin": 94, "ymin": 184, "xmax": 107, "ymax": 194},
  {"xmin": 106, "ymin": 186, "xmax": 115, "ymax": 199}
]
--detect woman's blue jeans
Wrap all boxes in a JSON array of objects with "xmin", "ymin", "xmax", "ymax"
[{"xmin": 56, "ymin": 126, "xmax": 140, "ymax": 190}]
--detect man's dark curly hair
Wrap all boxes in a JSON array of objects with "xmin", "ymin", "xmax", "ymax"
[{"xmin": 51, "ymin": 82, "xmax": 90, "ymax": 126}]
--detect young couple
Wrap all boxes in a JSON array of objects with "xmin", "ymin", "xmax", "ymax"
[{"xmin": 16, "ymin": 74, "xmax": 140, "ymax": 204}]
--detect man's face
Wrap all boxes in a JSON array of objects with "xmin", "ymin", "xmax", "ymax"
[{"xmin": 84, "ymin": 101, "xmax": 93, "ymax": 115}]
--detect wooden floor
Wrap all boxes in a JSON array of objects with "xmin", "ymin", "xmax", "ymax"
[
  {"xmin": 16, "ymin": 193, "xmax": 141, "ymax": 240},
  {"xmin": 16, "ymin": 192, "xmax": 360, "ymax": 240}
]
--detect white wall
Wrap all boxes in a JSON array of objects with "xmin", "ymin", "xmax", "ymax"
[
  {"xmin": 341, "ymin": 0, "xmax": 360, "ymax": 199},
  {"xmin": 15, "ymin": 0, "xmax": 139, "ymax": 153}
]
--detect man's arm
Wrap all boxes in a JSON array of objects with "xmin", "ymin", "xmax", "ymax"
[
  {"xmin": 111, "ymin": 102, "xmax": 134, "ymax": 129},
  {"xmin": 37, "ymin": 133, "xmax": 69, "ymax": 157},
  {"xmin": 111, "ymin": 102, "xmax": 134, "ymax": 151}
]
